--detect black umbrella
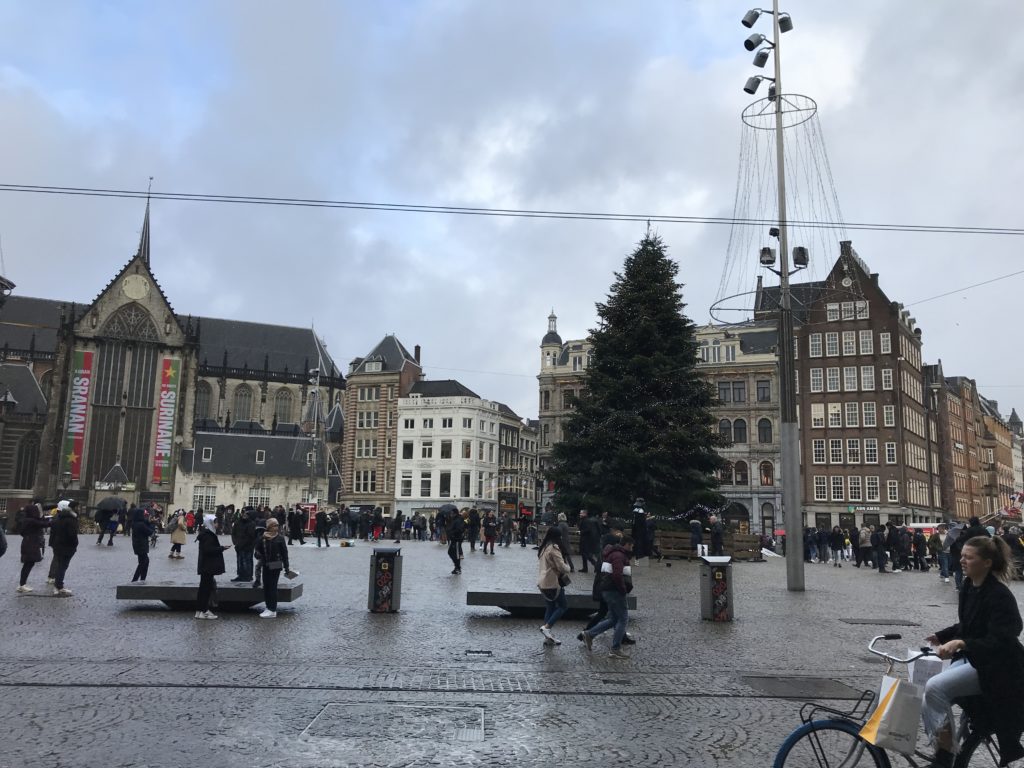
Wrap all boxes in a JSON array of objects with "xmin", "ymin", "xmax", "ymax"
[
  {"xmin": 96, "ymin": 496, "xmax": 125, "ymax": 512},
  {"xmin": 437, "ymin": 503, "xmax": 459, "ymax": 516}
]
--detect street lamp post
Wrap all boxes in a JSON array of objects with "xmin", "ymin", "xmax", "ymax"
[{"xmin": 742, "ymin": 1, "xmax": 804, "ymax": 590}]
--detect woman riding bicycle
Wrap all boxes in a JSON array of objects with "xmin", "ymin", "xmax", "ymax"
[{"xmin": 923, "ymin": 535, "xmax": 1024, "ymax": 767}]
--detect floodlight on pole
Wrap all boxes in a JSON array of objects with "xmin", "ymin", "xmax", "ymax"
[
  {"xmin": 779, "ymin": 13, "xmax": 794, "ymax": 32},
  {"xmin": 744, "ymin": 32, "xmax": 767, "ymax": 51},
  {"xmin": 742, "ymin": 8, "xmax": 762, "ymax": 28},
  {"xmin": 744, "ymin": 75, "xmax": 773, "ymax": 95},
  {"xmin": 753, "ymin": 48, "xmax": 771, "ymax": 68}
]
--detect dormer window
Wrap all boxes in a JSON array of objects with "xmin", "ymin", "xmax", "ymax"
[
  {"xmin": 365, "ymin": 361, "xmax": 382, "ymax": 372},
  {"xmin": 202, "ymin": 447, "xmax": 213, "ymax": 462},
  {"xmin": 255, "ymin": 450, "xmax": 266, "ymax": 465}
]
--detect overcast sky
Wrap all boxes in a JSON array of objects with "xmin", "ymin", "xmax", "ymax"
[{"xmin": 1, "ymin": 1, "xmax": 1021, "ymax": 422}]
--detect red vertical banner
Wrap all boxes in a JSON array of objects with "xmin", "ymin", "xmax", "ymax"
[
  {"xmin": 62, "ymin": 349, "xmax": 95, "ymax": 481},
  {"xmin": 151, "ymin": 357, "xmax": 181, "ymax": 485}
]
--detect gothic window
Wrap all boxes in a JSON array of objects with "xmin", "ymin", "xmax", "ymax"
[
  {"xmin": 233, "ymin": 384, "xmax": 253, "ymax": 422},
  {"xmin": 14, "ymin": 433, "xmax": 39, "ymax": 489},
  {"xmin": 195, "ymin": 381, "xmax": 212, "ymax": 421},
  {"xmin": 275, "ymin": 388, "xmax": 294, "ymax": 423},
  {"xmin": 100, "ymin": 303, "xmax": 159, "ymax": 341}
]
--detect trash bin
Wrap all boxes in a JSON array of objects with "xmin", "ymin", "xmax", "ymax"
[
  {"xmin": 699, "ymin": 555, "xmax": 733, "ymax": 622},
  {"xmin": 368, "ymin": 546, "xmax": 402, "ymax": 612}
]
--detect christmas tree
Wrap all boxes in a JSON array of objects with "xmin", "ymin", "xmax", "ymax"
[{"xmin": 549, "ymin": 233, "xmax": 724, "ymax": 516}]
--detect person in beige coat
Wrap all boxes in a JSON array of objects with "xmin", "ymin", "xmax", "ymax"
[
  {"xmin": 537, "ymin": 526, "xmax": 571, "ymax": 646},
  {"xmin": 168, "ymin": 510, "xmax": 188, "ymax": 559}
]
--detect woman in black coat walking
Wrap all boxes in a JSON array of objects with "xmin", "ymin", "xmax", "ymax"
[
  {"xmin": 130, "ymin": 507, "xmax": 155, "ymax": 583},
  {"xmin": 16, "ymin": 504, "xmax": 50, "ymax": 593},
  {"xmin": 195, "ymin": 513, "xmax": 230, "ymax": 620},
  {"xmin": 254, "ymin": 518, "xmax": 289, "ymax": 618}
]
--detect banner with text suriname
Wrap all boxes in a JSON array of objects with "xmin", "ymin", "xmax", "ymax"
[
  {"xmin": 62, "ymin": 348, "xmax": 95, "ymax": 481},
  {"xmin": 151, "ymin": 356, "xmax": 181, "ymax": 485}
]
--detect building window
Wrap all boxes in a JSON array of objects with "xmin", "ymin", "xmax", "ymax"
[
  {"xmin": 848, "ymin": 476, "xmax": 863, "ymax": 501},
  {"xmin": 861, "ymin": 366, "xmax": 875, "ymax": 391},
  {"xmin": 421, "ymin": 441, "xmax": 433, "ymax": 459},
  {"xmin": 842, "ymin": 331, "xmax": 856, "ymax": 356},
  {"xmin": 831, "ymin": 476, "xmax": 845, "ymax": 501},
  {"xmin": 439, "ymin": 471, "xmax": 451, "ymax": 497},
  {"xmin": 847, "ymin": 439, "xmax": 861, "ymax": 464},
  {"xmin": 865, "ymin": 438, "xmax": 878, "ymax": 464},
  {"xmin": 247, "ymin": 486, "xmax": 271, "ymax": 508},
  {"xmin": 357, "ymin": 386, "xmax": 380, "ymax": 401},
  {"xmin": 828, "ymin": 403, "xmax": 842, "ymax": 428},
  {"xmin": 232, "ymin": 384, "xmax": 253, "ymax": 422},
  {"xmin": 881, "ymin": 369, "xmax": 893, "ymax": 390},
  {"xmin": 356, "ymin": 411, "xmax": 379, "ymax": 429},
  {"xmin": 759, "ymin": 461, "xmax": 774, "ymax": 486},
  {"xmin": 400, "ymin": 471, "xmax": 412, "ymax": 497},
  {"xmin": 813, "ymin": 439, "xmax": 826, "ymax": 464},
  {"xmin": 255, "ymin": 450, "xmax": 266, "ymax": 465},
  {"xmin": 440, "ymin": 440, "xmax": 452, "ymax": 459},
  {"xmin": 441, "ymin": 417, "xmax": 453, "ymax": 429},
  {"xmin": 202, "ymin": 447, "xmax": 213, "ymax": 462},
  {"xmin": 843, "ymin": 367, "xmax": 858, "ymax": 391},
  {"xmin": 811, "ymin": 403, "xmax": 825, "ymax": 428},
  {"xmin": 423, "ymin": 418, "xmax": 434, "ymax": 429},
  {"xmin": 192, "ymin": 485, "xmax": 216, "ymax": 511},
  {"xmin": 845, "ymin": 402, "xmax": 859, "ymax": 427},
  {"xmin": 826, "ymin": 303, "xmax": 840, "ymax": 322},
  {"xmin": 734, "ymin": 461, "xmax": 749, "ymax": 485},
  {"xmin": 354, "ymin": 470, "xmax": 376, "ymax": 494},
  {"xmin": 355, "ymin": 439, "xmax": 378, "ymax": 458},
  {"xmin": 865, "ymin": 476, "xmax": 880, "ymax": 502},
  {"xmin": 827, "ymin": 368, "xmax": 841, "ymax": 392},
  {"xmin": 195, "ymin": 381, "xmax": 212, "ymax": 421},
  {"xmin": 883, "ymin": 405, "xmax": 896, "ymax": 427},
  {"xmin": 859, "ymin": 331, "xmax": 873, "ymax": 356},
  {"xmin": 401, "ymin": 441, "xmax": 413, "ymax": 460},
  {"xmin": 732, "ymin": 418, "xmax": 748, "ymax": 443},
  {"xmin": 719, "ymin": 419, "xmax": 732, "ymax": 443},
  {"xmin": 274, "ymin": 387, "xmax": 294, "ymax": 423},
  {"xmin": 461, "ymin": 440, "xmax": 472, "ymax": 459},
  {"xmin": 757, "ymin": 380, "xmax": 771, "ymax": 402},
  {"xmin": 841, "ymin": 302, "xmax": 855, "ymax": 320},
  {"xmin": 825, "ymin": 332, "xmax": 839, "ymax": 356},
  {"xmin": 718, "ymin": 382, "xmax": 731, "ymax": 402},
  {"xmin": 403, "ymin": 418, "xmax": 414, "ymax": 429},
  {"xmin": 463, "ymin": 418, "xmax": 472, "ymax": 429},
  {"xmin": 542, "ymin": 424, "xmax": 550, "ymax": 446},
  {"xmin": 810, "ymin": 368, "xmax": 823, "ymax": 392},
  {"xmin": 719, "ymin": 462, "xmax": 733, "ymax": 485},
  {"xmin": 814, "ymin": 476, "xmax": 828, "ymax": 501},
  {"xmin": 758, "ymin": 418, "xmax": 773, "ymax": 443},
  {"xmin": 880, "ymin": 333, "xmax": 892, "ymax": 354},
  {"xmin": 540, "ymin": 391, "xmax": 551, "ymax": 411},
  {"xmin": 855, "ymin": 301, "xmax": 869, "ymax": 319},
  {"xmin": 830, "ymin": 439, "xmax": 843, "ymax": 464},
  {"xmin": 14, "ymin": 434, "xmax": 39, "ymax": 489},
  {"xmin": 732, "ymin": 382, "xmax": 746, "ymax": 402},
  {"xmin": 809, "ymin": 333, "xmax": 822, "ymax": 357},
  {"xmin": 885, "ymin": 442, "xmax": 897, "ymax": 464},
  {"xmin": 863, "ymin": 402, "xmax": 877, "ymax": 427},
  {"xmin": 887, "ymin": 479, "xmax": 899, "ymax": 502},
  {"xmin": 460, "ymin": 471, "xmax": 471, "ymax": 497}
]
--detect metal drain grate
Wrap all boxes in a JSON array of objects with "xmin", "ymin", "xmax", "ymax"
[{"xmin": 303, "ymin": 703, "xmax": 485, "ymax": 742}]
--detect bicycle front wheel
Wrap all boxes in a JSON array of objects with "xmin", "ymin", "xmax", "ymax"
[
  {"xmin": 955, "ymin": 731, "xmax": 1002, "ymax": 767},
  {"xmin": 774, "ymin": 719, "xmax": 891, "ymax": 768}
]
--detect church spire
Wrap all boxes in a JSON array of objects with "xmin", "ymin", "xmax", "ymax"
[{"xmin": 136, "ymin": 179, "xmax": 152, "ymax": 266}]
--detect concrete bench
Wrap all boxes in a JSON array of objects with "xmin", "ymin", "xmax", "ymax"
[
  {"xmin": 467, "ymin": 591, "xmax": 636, "ymax": 618},
  {"xmin": 116, "ymin": 580, "xmax": 303, "ymax": 610}
]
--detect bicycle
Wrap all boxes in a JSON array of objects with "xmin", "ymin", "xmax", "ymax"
[{"xmin": 773, "ymin": 633, "xmax": 1008, "ymax": 768}]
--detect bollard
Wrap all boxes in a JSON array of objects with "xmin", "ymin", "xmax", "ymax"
[
  {"xmin": 368, "ymin": 546, "xmax": 402, "ymax": 612},
  {"xmin": 699, "ymin": 555, "xmax": 734, "ymax": 622}
]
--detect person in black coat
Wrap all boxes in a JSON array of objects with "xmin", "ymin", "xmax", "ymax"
[
  {"xmin": 130, "ymin": 507, "xmax": 155, "ymax": 583},
  {"xmin": 195, "ymin": 513, "xmax": 230, "ymax": 619},
  {"xmin": 951, "ymin": 517, "xmax": 991, "ymax": 590},
  {"xmin": 315, "ymin": 508, "xmax": 330, "ymax": 547},
  {"xmin": 577, "ymin": 510, "xmax": 602, "ymax": 573},
  {"xmin": 16, "ymin": 503, "xmax": 50, "ymax": 593},
  {"xmin": 48, "ymin": 500, "xmax": 80, "ymax": 595},
  {"xmin": 230, "ymin": 508, "xmax": 258, "ymax": 582},
  {"xmin": 254, "ymin": 518, "xmax": 290, "ymax": 618},
  {"xmin": 924, "ymin": 535, "xmax": 1024, "ymax": 767},
  {"xmin": 446, "ymin": 513, "xmax": 465, "ymax": 574},
  {"xmin": 466, "ymin": 508, "xmax": 481, "ymax": 552}
]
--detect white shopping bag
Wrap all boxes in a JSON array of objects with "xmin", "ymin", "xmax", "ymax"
[
  {"xmin": 859, "ymin": 675, "xmax": 924, "ymax": 755},
  {"xmin": 697, "ymin": 544, "xmax": 709, "ymax": 557},
  {"xmin": 908, "ymin": 652, "xmax": 947, "ymax": 687}
]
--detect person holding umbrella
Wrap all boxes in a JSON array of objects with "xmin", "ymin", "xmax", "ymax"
[{"xmin": 95, "ymin": 497, "xmax": 122, "ymax": 546}]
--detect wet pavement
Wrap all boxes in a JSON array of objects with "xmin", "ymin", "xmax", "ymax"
[{"xmin": 0, "ymin": 535, "xmax": 1012, "ymax": 767}]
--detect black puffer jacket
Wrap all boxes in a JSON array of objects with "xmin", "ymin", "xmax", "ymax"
[
  {"xmin": 49, "ymin": 508, "xmax": 79, "ymax": 554},
  {"xmin": 196, "ymin": 528, "xmax": 226, "ymax": 576}
]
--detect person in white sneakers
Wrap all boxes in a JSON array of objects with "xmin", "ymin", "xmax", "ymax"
[
  {"xmin": 16, "ymin": 502, "xmax": 50, "ymax": 593},
  {"xmin": 254, "ymin": 518, "xmax": 289, "ymax": 618},
  {"xmin": 48, "ymin": 500, "xmax": 79, "ymax": 596},
  {"xmin": 195, "ymin": 513, "xmax": 230, "ymax": 619}
]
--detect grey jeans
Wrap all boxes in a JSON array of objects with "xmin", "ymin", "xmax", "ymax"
[{"xmin": 922, "ymin": 658, "xmax": 980, "ymax": 749}]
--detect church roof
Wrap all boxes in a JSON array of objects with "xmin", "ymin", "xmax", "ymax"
[
  {"xmin": 0, "ymin": 296, "xmax": 64, "ymax": 354},
  {"xmin": 0, "ymin": 363, "xmax": 47, "ymax": 414},
  {"xmin": 196, "ymin": 316, "xmax": 336, "ymax": 376}
]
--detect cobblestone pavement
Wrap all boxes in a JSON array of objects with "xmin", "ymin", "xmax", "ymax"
[{"xmin": 1, "ymin": 536, "xmax": 1017, "ymax": 767}]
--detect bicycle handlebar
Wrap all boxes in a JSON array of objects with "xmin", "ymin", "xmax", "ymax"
[{"xmin": 868, "ymin": 634, "xmax": 936, "ymax": 664}]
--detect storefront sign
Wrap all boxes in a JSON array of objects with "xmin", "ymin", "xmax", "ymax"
[
  {"xmin": 151, "ymin": 357, "xmax": 181, "ymax": 485},
  {"xmin": 62, "ymin": 349, "xmax": 95, "ymax": 481}
]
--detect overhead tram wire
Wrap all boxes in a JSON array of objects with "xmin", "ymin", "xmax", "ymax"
[{"xmin": 0, "ymin": 183, "xmax": 1023, "ymax": 236}]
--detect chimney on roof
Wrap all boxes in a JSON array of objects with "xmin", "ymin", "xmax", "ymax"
[
  {"xmin": 840, "ymin": 240, "xmax": 853, "ymax": 257},
  {"xmin": 414, "ymin": 345, "xmax": 420, "ymax": 364}
]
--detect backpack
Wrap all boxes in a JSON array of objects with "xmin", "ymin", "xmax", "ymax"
[{"xmin": 167, "ymin": 515, "xmax": 179, "ymax": 533}]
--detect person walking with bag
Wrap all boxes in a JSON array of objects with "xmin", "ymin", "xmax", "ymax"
[
  {"xmin": 168, "ymin": 510, "xmax": 187, "ymax": 559},
  {"xmin": 254, "ymin": 518, "xmax": 289, "ymax": 618},
  {"xmin": 581, "ymin": 534, "xmax": 634, "ymax": 659},
  {"xmin": 922, "ymin": 535, "xmax": 1024, "ymax": 767},
  {"xmin": 195, "ymin": 513, "xmax": 230, "ymax": 620},
  {"xmin": 536, "ymin": 526, "xmax": 571, "ymax": 646},
  {"xmin": 446, "ymin": 511, "xmax": 465, "ymax": 575}
]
